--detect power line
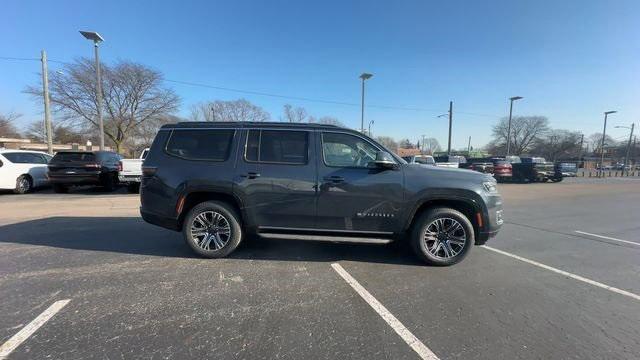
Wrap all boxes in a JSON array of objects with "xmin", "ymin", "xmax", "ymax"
[
  {"xmin": 0, "ymin": 55, "xmax": 586, "ymax": 121},
  {"xmin": 3, "ymin": 55, "xmax": 449, "ymax": 113},
  {"xmin": 0, "ymin": 56, "xmax": 40, "ymax": 62}
]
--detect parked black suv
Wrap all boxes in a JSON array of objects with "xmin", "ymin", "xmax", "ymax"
[
  {"xmin": 47, "ymin": 151, "xmax": 121, "ymax": 193},
  {"xmin": 140, "ymin": 122, "xmax": 503, "ymax": 265}
]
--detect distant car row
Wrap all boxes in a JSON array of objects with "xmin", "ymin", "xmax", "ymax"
[
  {"xmin": 0, "ymin": 148, "xmax": 148, "ymax": 194},
  {"xmin": 402, "ymin": 154, "xmax": 572, "ymax": 183}
]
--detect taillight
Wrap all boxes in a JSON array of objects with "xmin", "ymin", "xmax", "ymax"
[
  {"xmin": 117, "ymin": 161, "xmax": 123, "ymax": 172},
  {"xmin": 142, "ymin": 166, "xmax": 157, "ymax": 176}
]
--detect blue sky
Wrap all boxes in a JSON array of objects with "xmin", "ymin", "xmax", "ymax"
[{"xmin": 1, "ymin": 0, "xmax": 638, "ymax": 148}]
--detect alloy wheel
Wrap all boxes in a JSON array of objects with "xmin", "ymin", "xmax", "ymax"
[
  {"xmin": 422, "ymin": 217, "xmax": 467, "ymax": 259},
  {"xmin": 190, "ymin": 211, "xmax": 232, "ymax": 251},
  {"xmin": 18, "ymin": 177, "xmax": 30, "ymax": 193}
]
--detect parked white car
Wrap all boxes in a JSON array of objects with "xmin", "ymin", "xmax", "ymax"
[
  {"xmin": 118, "ymin": 148, "xmax": 148, "ymax": 193},
  {"xmin": 0, "ymin": 149, "xmax": 53, "ymax": 194}
]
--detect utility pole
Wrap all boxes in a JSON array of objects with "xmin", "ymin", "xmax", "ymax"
[
  {"xmin": 467, "ymin": 136, "xmax": 471, "ymax": 154},
  {"xmin": 623, "ymin": 123, "xmax": 635, "ymax": 175},
  {"xmin": 578, "ymin": 133, "xmax": 584, "ymax": 159},
  {"xmin": 421, "ymin": 134, "xmax": 426, "ymax": 154},
  {"xmin": 600, "ymin": 111, "xmax": 616, "ymax": 177},
  {"xmin": 447, "ymin": 101, "xmax": 453, "ymax": 155},
  {"xmin": 41, "ymin": 50, "xmax": 53, "ymax": 155},
  {"xmin": 210, "ymin": 106, "xmax": 216, "ymax": 121},
  {"xmin": 633, "ymin": 136, "xmax": 637, "ymax": 172}
]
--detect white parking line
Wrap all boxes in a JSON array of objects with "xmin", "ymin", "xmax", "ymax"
[
  {"xmin": 481, "ymin": 246, "xmax": 640, "ymax": 302},
  {"xmin": 0, "ymin": 299, "xmax": 70, "ymax": 359},
  {"xmin": 331, "ymin": 263, "xmax": 440, "ymax": 360},
  {"xmin": 574, "ymin": 231, "xmax": 640, "ymax": 246}
]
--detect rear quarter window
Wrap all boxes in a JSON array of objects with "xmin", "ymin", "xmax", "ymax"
[{"xmin": 165, "ymin": 129, "xmax": 235, "ymax": 161}]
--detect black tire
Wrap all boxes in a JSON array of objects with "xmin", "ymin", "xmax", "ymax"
[
  {"xmin": 127, "ymin": 183, "xmax": 140, "ymax": 193},
  {"xmin": 551, "ymin": 177, "xmax": 563, "ymax": 183},
  {"xmin": 14, "ymin": 175, "xmax": 32, "ymax": 194},
  {"xmin": 53, "ymin": 184, "xmax": 68, "ymax": 193},
  {"xmin": 102, "ymin": 173, "xmax": 116, "ymax": 192},
  {"xmin": 182, "ymin": 201, "xmax": 242, "ymax": 258},
  {"xmin": 411, "ymin": 207, "xmax": 474, "ymax": 266}
]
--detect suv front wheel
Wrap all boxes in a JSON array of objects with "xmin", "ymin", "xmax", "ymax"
[
  {"xmin": 183, "ymin": 201, "xmax": 242, "ymax": 258},
  {"xmin": 411, "ymin": 207, "xmax": 474, "ymax": 266}
]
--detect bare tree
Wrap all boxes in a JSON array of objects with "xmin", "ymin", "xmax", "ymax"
[
  {"xmin": 422, "ymin": 137, "xmax": 441, "ymax": 154},
  {"xmin": 281, "ymin": 104, "xmax": 307, "ymax": 123},
  {"xmin": 375, "ymin": 136, "xmax": 398, "ymax": 151},
  {"xmin": 587, "ymin": 133, "xmax": 617, "ymax": 155},
  {"xmin": 25, "ymin": 58, "xmax": 180, "ymax": 152},
  {"xmin": 26, "ymin": 121, "xmax": 84, "ymax": 144},
  {"xmin": 308, "ymin": 116, "xmax": 345, "ymax": 127},
  {"xmin": 398, "ymin": 138, "xmax": 415, "ymax": 148},
  {"xmin": 190, "ymin": 99, "xmax": 270, "ymax": 122},
  {"xmin": 0, "ymin": 112, "xmax": 22, "ymax": 138},
  {"xmin": 490, "ymin": 116, "xmax": 549, "ymax": 155},
  {"xmin": 531, "ymin": 130, "xmax": 582, "ymax": 161}
]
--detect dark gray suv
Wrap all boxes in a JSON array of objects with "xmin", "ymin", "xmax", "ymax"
[{"xmin": 140, "ymin": 122, "xmax": 503, "ymax": 266}]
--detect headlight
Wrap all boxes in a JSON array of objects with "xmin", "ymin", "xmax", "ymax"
[{"xmin": 483, "ymin": 181, "xmax": 498, "ymax": 193}]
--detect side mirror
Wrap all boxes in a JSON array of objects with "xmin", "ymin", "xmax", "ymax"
[{"xmin": 370, "ymin": 151, "xmax": 399, "ymax": 170}]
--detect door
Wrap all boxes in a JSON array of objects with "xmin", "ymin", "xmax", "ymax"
[
  {"xmin": 235, "ymin": 129, "xmax": 317, "ymax": 230},
  {"xmin": 8, "ymin": 152, "xmax": 48, "ymax": 187},
  {"xmin": 315, "ymin": 131, "xmax": 404, "ymax": 234}
]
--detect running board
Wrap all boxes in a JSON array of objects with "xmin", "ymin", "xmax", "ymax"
[{"xmin": 258, "ymin": 233, "xmax": 393, "ymax": 244}]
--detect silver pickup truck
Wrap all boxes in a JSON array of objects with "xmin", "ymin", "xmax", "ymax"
[{"xmin": 118, "ymin": 148, "xmax": 148, "ymax": 193}]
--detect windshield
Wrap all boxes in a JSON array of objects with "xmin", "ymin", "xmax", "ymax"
[
  {"xmin": 414, "ymin": 156, "xmax": 434, "ymax": 164},
  {"xmin": 52, "ymin": 152, "xmax": 96, "ymax": 162}
]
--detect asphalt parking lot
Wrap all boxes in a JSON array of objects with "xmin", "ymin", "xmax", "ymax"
[{"xmin": 1, "ymin": 177, "xmax": 639, "ymax": 359}]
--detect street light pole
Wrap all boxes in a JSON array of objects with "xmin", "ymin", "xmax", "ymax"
[
  {"xmin": 368, "ymin": 120, "xmax": 374, "ymax": 137},
  {"xmin": 80, "ymin": 31, "xmax": 105, "ymax": 150},
  {"xmin": 600, "ymin": 110, "xmax": 617, "ymax": 177},
  {"xmin": 447, "ymin": 101, "xmax": 453, "ymax": 155},
  {"xmin": 359, "ymin": 73, "xmax": 373, "ymax": 133},
  {"xmin": 94, "ymin": 41, "xmax": 104, "ymax": 150},
  {"xmin": 41, "ymin": 50, "xmax": 53, "ymax": 155},
  {"xmin": 506, "ymin": 96, "xmax": 523, "ymax": 157}
]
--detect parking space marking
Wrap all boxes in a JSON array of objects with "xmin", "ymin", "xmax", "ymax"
[
  {"xmin": 481, "ymin": 246, "xmax": 640, "ymax": 302},
  {"xmin": 331, "ymin": 263, "xmax": 440, "ymax": 360},
  {"xmin": 574, "ymin": 231, "xmax": 640, "ymax": 246},
  {"xmin": 0, "ymin": 299, "xmax": 70, "ymax": 359}
]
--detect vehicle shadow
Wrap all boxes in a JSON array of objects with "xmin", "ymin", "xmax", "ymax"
[
  {"xmin": 0, "ymin": 185, "xmax": 130, "ymax": 196},
  {"xmin": 0, "ymin": 217, "xmax": 424, "ymax": 266}
]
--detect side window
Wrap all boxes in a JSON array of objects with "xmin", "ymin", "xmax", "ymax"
[
  {"xmin": 245, "ymin": 130, "xmax": 308, "ymax": 165},
  {"xmin": 30, "ymin": 154, "xmax": 47, "ymax": 164},
  {"xmin": 166, "ymin": 129, "xmax": 235, "ymax": 161},
  {"xmin": 2, "ymin": 153, "xmax": 45, "ymax": 164},
  {"xmin": 322, "ymin": 132, "xmax": 380, "ymax": 168}
]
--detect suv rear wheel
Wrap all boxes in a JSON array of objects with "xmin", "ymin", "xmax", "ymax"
[
  {"xmin": 183, "ymin": 201, "xmax": 242, "ymax": 258},
  {"xmin": 411, "ymin": 207, "xmax": 474, "ymax": 266}
]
